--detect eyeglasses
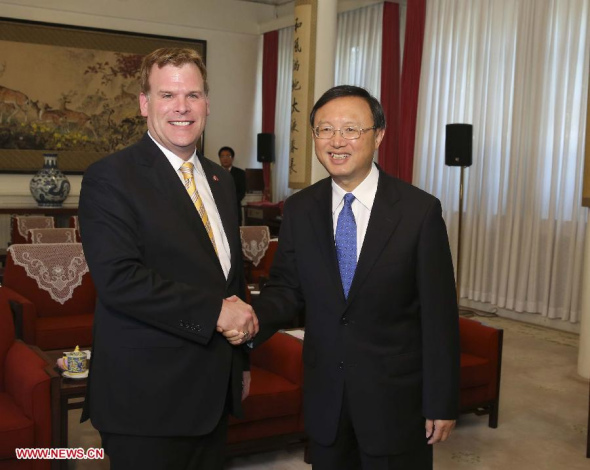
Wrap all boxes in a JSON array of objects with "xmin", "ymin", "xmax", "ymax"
[{"xmin": 313, "ymin": 125, "xmax": 377, "ymax": 140}]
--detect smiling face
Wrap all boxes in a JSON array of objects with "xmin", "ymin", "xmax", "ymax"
[
  {"xmin": 312, "ymin": 96, "xmax": 385, "ymax": 192},
  {"xmin": 139, "ymin": 62, "xmax": 209, "ymax": 161}
]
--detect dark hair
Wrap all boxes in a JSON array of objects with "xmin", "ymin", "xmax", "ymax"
[
  {"xmin": 218, "ymin": 146, "xmax": 235, "ymax": 158},
  {"xmin": 309, "ymin": 85, "xmax": 386, "ymax": 130},
  {"xmin": 140, "ymin": 48, "xmax": 208, "ymax": 95}
]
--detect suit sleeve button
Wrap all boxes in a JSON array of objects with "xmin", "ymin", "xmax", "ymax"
[
  {"xmin": 341, "ymin": 317, "xmax": 349, "ymax": 326},
  {"xmin": 338, "ymin": 361, "xmax": 344, "ymax": 370}
]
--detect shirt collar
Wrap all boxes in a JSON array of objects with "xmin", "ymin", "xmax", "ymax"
[
  {"xmin": 147, "ymin": 131, "xmax": 203, "ymax": 175},
  {"xmin": 331, "ymin": 163, "xmax": 380, "ymax": 214}
]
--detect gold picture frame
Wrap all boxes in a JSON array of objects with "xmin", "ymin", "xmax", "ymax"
[{"xmin": 0, "ymin": 17, "xmax": 206, "ymax": 174}]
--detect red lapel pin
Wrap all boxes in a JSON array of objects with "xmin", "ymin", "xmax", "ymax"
[{"xmin": 213, "ymin": 175, "xmax": 219, "ymax": 182}]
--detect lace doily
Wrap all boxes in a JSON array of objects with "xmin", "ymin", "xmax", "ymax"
[
  {"xmin": 29, "ymin": 228, "xmax": 76, "ymax": 244},
  {"xmin": 16, "ymin": 216, "xmax": 54, "ymax": 238},
  {"xmin": 7, "ymin": 243, "xmax": 89, "ymax": 304},
  {"xmin": 240, "ymin": 226, "xmax": 270, "ymax": 266}
]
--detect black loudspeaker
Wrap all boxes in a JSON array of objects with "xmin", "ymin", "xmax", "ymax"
[
  {"xmin": 257, "ymin": 133, "xmax": 275, "ymax": 163},
  {"xmin": 445, "ymin": 124, "xmax": 472, "ymax": 167}
]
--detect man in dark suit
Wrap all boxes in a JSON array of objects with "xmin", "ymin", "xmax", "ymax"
[
  {"xmin": 218, "ymin": 146, "xmax": 246, "ymax": 225},
  {"xmin": 224, "ymin": 85, "xmax": 459, "ymax": 469},
  {"xmin": 79, "ymin": 48, "xmax": 258, "ymax": 470}
]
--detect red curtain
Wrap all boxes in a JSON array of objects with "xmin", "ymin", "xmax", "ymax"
[
  {"xmin": 378, "ymin": 2, "xmax": 401, "ymax": 177},
  {"xmin": 262, "ymin": 31, "xmax": 279, "ymax": 200},
  {"xmin": 397, "ymin": 0, "xmax": 427, "ymax": 183}
]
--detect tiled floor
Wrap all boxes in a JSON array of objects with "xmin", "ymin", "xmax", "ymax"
[{"xmin": 67, "ymin": 315, "xmax": 589, "ymax": 469}]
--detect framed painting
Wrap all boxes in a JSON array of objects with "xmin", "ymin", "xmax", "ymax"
[{"xmin": 0, "ymin": 17, "xmax": 206, "ymax": 174}]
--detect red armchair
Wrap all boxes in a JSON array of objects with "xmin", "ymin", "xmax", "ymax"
[
  {"xmin": 246, "ymin": 240, "xmax": 278, "ymax": 285},
  {"xmin": 0, "ymin": 288, "xmax": 54, "ymax": 470},
  {"xmin": 227, "ymin": 331, "xmax": 305, "ymax": 456},
  {"xmin": 10, "ymin": 217, "xmax": 55, "ymax": 245},
  {"xmin": 1, "ymin": 244, "xmax": 96, "ymax": 350},
  {"xmin": 459, "ymin": 316, "xmax": 503, "ymax": 428},
  {"xmin": 27, "ymin": 228, "xmax": 78, "ymax": 244},
  {"xmin": 240, "ymin": 225, "xmax": 278, "ymax": 286}
]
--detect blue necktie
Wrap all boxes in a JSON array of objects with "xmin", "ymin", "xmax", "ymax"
[{"xmin": 335, "ymin": 193, "xmax": 357, "ymax": 298}]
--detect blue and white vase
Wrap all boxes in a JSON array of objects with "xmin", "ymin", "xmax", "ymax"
[{"xmin": 30, "ymin": 153, "xmax": 71, "ymax": 208}]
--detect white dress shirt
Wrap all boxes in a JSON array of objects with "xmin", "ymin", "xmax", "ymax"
[
  {"xmin": 148, "ymin": 132, "xmax": 232, "ymax": 279},
  {"xmin": 331, "ymin": 163, "xmax": 380, "ymax": 260}
]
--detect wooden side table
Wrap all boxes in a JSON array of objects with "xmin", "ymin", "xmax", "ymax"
[{"xmin": 36, "ymin": 349, "xmax": 89, "ymax": 470}]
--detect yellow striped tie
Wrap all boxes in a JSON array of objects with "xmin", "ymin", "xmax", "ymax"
[{"xmin": 179, "ymin": 162, "xmax": 218, "ymax": 255}]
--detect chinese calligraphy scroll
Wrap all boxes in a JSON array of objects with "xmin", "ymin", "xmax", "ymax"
[{"xmin": 289, "ymin": 0, "xmax": 317, "ymax": 189}]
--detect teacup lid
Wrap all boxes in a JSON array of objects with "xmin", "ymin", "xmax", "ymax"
[{"xmin": 66, "ymin": 345, "xmax": 86, "ymax": 358}]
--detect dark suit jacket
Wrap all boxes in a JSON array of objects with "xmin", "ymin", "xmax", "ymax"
[
  {"xmin": 79, "ymin": 134, "xmax": 247, "ymax": 437},
  {"xmin": 230, "ymin": 166, "xmax": 246, "ymax": 225},
  {"xmin": 254, "ymin": 169, "xmax": 460, "ymax": 456}
]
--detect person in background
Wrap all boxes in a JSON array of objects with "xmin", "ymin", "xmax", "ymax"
[
  {"xmin": 79, "ymin": 47, "xmax": 257, "ymax": 470},
  {"xmin": 225, "ymin": 85, "xmax": 460, "ymax": 470},
  {"xmin": 219, "ymin": 146, "xmax": 246, "ymax": 225}
]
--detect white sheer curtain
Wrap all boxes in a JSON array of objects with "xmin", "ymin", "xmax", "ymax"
[
  {"xmin": 272, "ymin": 26, "xmax": 294, "ymax": 203},
  {"xmin": 334, "ymin": 3, "xmax": 383, "ymax": 98},
  {"xmin": 414, "ymin": 0, "xmax": 590, "ymax": 322}
]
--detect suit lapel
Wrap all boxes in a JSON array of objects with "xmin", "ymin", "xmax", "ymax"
[
  {"xmin": 135, "ymin": 136, "xmax": 224, "ymax": 275},
  {"xmin": 346, "ymin": 172, "xmax": 402, "ymax": 303},
  {"xmin": 310, "ymin": 179, "xmax": 347, "ymax": 302},
  {"xmin": 135, "ymin": 135, "xmax": 189, "ymax": 208}
]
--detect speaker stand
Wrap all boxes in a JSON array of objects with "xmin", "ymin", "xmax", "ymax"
[
  {"xmin": 262, "ymin": 162, "xmax": 272, "ymax": 202},
  {"xmin": 456, "ymin": 166, "xmax": 466, "ymax": 308}
]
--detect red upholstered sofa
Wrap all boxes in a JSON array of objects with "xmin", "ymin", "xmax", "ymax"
[
  {"xmin": 0, "ymin": 288, "xmax": 54, "ymax": 470},
  {"xmin": 459, "ymin": 316, "xmax": 503, "ymax": 427},
  {"xmin": 225, "ymin": 316, "xmax": 501, "ymax": 463},
  {"xmin": 1, "ymin": 246, "xmax": 96, "ymax": 350},
  {"xmin": 227, "ymin": 331, "xmax": 305, "ymax": 456}
]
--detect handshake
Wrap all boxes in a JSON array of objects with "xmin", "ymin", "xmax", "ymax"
[{"xmin": 216, "ymin": 295, "xmax": 259, "ymax": 346}]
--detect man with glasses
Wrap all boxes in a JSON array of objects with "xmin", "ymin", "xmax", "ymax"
[{"xmin": 225, "ymin": 85, "xmax": 459, "ymax": 469}]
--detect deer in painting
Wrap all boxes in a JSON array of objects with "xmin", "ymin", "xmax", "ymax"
[
  {"xmin": 56, "ymin": 92, "xmax": 91, "ymax": 130},
  {"xmin": 31, "ymin": 93, "xmax": 91, "ymax": 131},
  {"xmin": 30, "ymin": 101, "xmax": 64, "ymax": 127},
  {"xmin": 0, "ymin": 85, "xmax": 33, "ymax": 124},
  {"xmin": 57, "ymin": 107, "xmax": 91, "ymax": 130}
]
